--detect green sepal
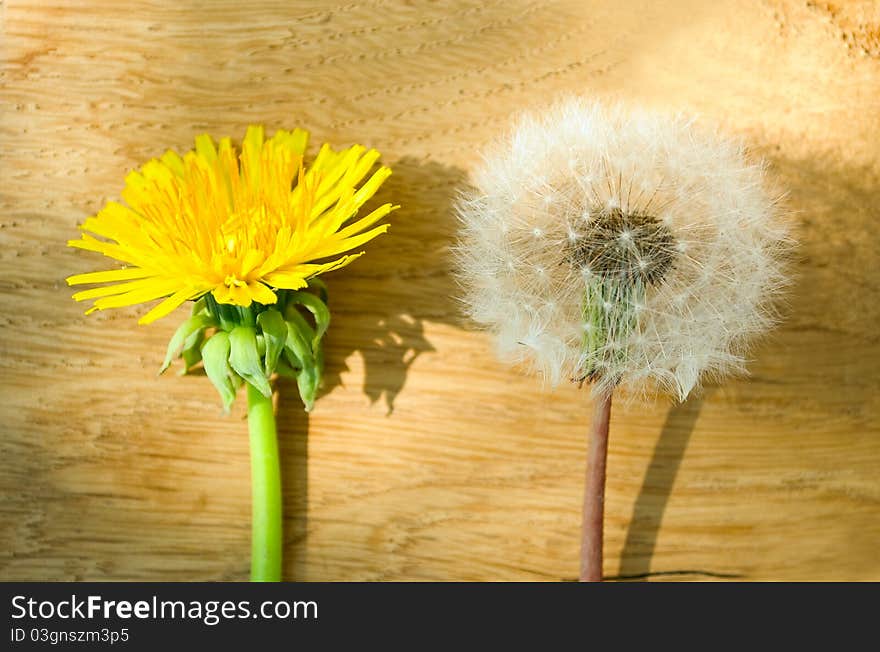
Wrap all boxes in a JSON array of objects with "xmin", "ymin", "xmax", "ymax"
[
  {"xmin": 201, "ymin": 331, "xmax": 237, "ymax": 411},
  {"xmin": 282, "ymin": 310, "xmax": 314, "ymax": 369},
  {"xmin": 228, "ymin": 326, "xmax": 272, "ymax": 398},
  {"xmin": 285, "ymin": 290, "xmax": 330, "ymax": 350},
  {"xmin": 275, "ymin": 351, "xmax": 321, "ymax": 412},
  {"xmin": 256, "ymin": 308, "xmax": 287, "ymax": 378},
  {"xmin": 190, "ymin": 295, "xmax": 208, "ymax": 316},
  {"xmin": 179, "ymin": 328, "xmax": 206, "ymax": 375},
  {"xmin": 295, "ymin": 361, "xmax": 321, "ymax": 412},
  {"xmin": 160, "ymin": 313, "xmax": 215, "ymax": 374},
  {"xmin": 160, "ymin": 286, "xmax": 332, "ymax": 411},
  {"xmin": 275, "ymin": 357, "xmax": 298, "ymax": 379},
  {"xmin": 306, "ymin": 277, "xmax": 328, "ymax": 304},
  {"xmin": 283, "ymin": 310, "xmax": 323, "ymax": 412},
  {"xmin": 203, "ymin": 292, "xmax": 239, "ymax": 331}
]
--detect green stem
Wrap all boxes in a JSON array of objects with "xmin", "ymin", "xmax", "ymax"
[{"xmin": 247, "ymin": 383, "xmax": 282, "ymax": 582}]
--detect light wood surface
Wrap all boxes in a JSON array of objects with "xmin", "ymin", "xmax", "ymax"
[{"xmin": 2, "ymin": 0, "xmax": 879, "ymax": 581}]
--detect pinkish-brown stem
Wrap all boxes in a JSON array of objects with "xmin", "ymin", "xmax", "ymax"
[{"xmin": 580, "ymin": 389, "xmax": 613, "ymax": 582}]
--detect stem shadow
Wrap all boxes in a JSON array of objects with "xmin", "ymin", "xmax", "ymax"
[
  {"xmin": 617, "ymin": 389, "xmax": 713, "ymax": 578},
  {"xmin": 275, "ymin": 378, "xmax": 309, "ymax": 581}
]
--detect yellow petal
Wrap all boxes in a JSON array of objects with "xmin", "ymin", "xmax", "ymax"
[
  {"xmin": 261, "ymin": 272, "xmax": 308, "ymax": 290},
  {"xmin": 91, "ymin": 279, "xmax": 181, "ymax": 310},
  {"xmin": 160, "ymin": 150, "xmax": 185, "ymax": 177},
  {"xmin": 350, "ymin": 166, "xmax": 391, "ymax": 208},
  {"xmin": 263, "ymin": 253, "xmax": 363, "ymax": 288},
  {"xmin": 334, "ymin": 203, "xmax": 397, "ymax": 241},
  {"xmin": 68, "ymin": 235, "xmax": 143, "ymax": 266},
  {"xmin": 315, "ymin": 145, "xmax": 364, "ymax": 198},
  {"xmin": 212, "ymin": 282, "xmax": 252, "ymax": 307},
  {"xmin": 72, "ymin": 278, "xmax": 158, "ymax": 301},
  {"xmin": 241, "ymin": 125, "xmax": 266, "ymax": 186},
  {"xmin": 311, "ymin": 166, "xmax": 392, "ymax": 234},
  {"xmin": 195, "ymin": 134, "xmax": 217, "ymax": 162},
  {"xmin": 211, "ymin": 284, "xmax": 235, "ymax": 305},
  {"xmin": 67, "ymin": 267, "xmax": 151, "ymax": 286},
  {"xmin": 240, "ymin": 250, "xmax": 265, "ymax": 276},
  {"xmin": 305, "ymin": 252, "xmax": 364, "ymax": 275},
  {"xmin": 247, "ymin": 281, "xmax": 278, "ymax": 305},
  {"xmin": 139, "ymin": 287, "xmax": 200, "ymax": 325},
  {"xmin": 308, "ymin": 143, "xmax": 335, "ymax": 173},
  {"xmin": 308, "ymin": 224, "xmax": 389, "ymax": 260},
  {"xmin": 279, "ymin": 128, "xmax": 309, "ymax": 157}
]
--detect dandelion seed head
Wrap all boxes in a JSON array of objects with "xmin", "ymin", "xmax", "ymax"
[{"xmin": 455, "ymin": 98, "xmax": 792, "ymax": 401}]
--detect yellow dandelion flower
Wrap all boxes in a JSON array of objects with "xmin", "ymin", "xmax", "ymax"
[{"xmin": 67, "ymin": 125, "xmax": 397, "ymax": 324}]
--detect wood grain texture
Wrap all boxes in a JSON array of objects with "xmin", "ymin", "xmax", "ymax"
[{"xmin": 1, "ymin": 0, "xmax": 879, "ymax": 581}]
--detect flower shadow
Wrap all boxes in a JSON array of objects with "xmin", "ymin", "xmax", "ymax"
[
  {"xmin": 274, "ymin": 156, "xmax": 467, "ymax": 579},
  {"xmin": 316, "ymin": 156, "xmax": 468, "ymax": 413}
]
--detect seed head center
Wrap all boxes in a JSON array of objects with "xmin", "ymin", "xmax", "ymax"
[{"xmin": 569, "ymin": 207, "xmax": 676, "ymax": 285}]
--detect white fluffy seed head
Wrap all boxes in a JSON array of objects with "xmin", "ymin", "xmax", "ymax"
[{"xmin": 454, "ymin": 98, "xmax": 792, "ymax": 401}]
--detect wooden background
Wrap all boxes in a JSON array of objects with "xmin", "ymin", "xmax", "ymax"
[{"xmin": 1, "ymin": 0, "xmax": 878, "ymax": 581}]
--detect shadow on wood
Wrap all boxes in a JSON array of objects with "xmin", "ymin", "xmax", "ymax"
[
  {"xmin": 318, "ymin": 157, "xmax": 468, "ymax": 413},
  {"xmin": 273, "ymin": 157, "xmax": 467, "ymax": 579},
  {"xmin": 276, "ymin": 378, "xmax": 310, "ymax": 581},
  {"xmin": 615, "ymin": 390, "xmax": 716, "ymax": 580}
]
